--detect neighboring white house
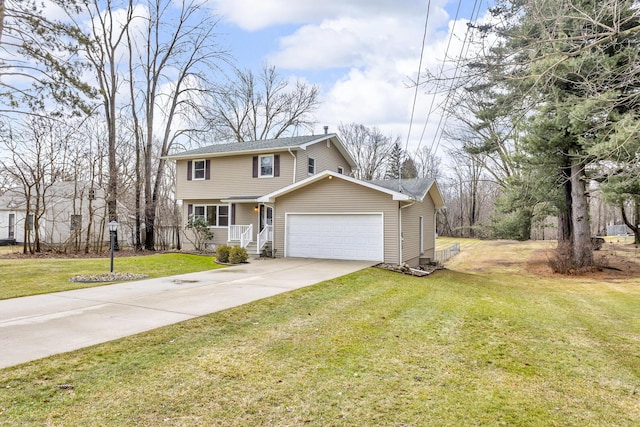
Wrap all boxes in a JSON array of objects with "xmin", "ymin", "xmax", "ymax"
[
  {"xmin": 0, "ymin": 190, "xmax": 26, "ymax": 244},
  {"xmin": 0, "ymin": 182, "xmax": 109, "ymax": 249}
]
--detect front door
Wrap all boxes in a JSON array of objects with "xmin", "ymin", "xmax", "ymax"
[{"xmin": 259, "ymin": 205, "xmax": 273, "ymax": 231}]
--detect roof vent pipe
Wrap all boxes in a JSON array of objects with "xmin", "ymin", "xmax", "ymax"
[{"xmin": 324, "ymin": 125, "xmax": 329, "ymax": 135}]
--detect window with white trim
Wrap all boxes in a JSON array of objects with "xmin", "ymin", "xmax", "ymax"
[
  {"xmin": 308, "ymin": 157, "xmax": 316, "ymax": 175},
  {"xmin": 259, "ymin": 155, "xmax": 273, "ymax": 177},
  {"xmin": 194, "ymin": 205, "xmax": 229, "ymax": 227},
  {"xmin": 193, "ymin": 160, "xmax": 206, "ymax": 180},
  {"xmin": 337, "ymin": 166, "xmax": 344, "ymax": 174}
]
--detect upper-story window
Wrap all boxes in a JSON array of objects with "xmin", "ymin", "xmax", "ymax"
[
  {"xmin": 259, "ymin": 155, "xmax": 273, "ymax": 177},
  {"xmin": 308, "ymin": 157, "xmax": 316, "ymax": 175},
  {"xmin": 193, "ymin": 160, "xmax": 206, "ymax": 180},
  {"xmin": 337, "ymin": 166, "xmax": 344, "ymax": 174},
  {"xmin": 253, "ymin": 154, "xmax": 280, "ymax": 178},
  {"xmin": 187, "ymin": 159, "xmax": 209, "ymax": 181}
]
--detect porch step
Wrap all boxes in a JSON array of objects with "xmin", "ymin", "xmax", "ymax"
[{"xmin": 229, "ymin": 241, "xmax": 272, "ymax": 256}]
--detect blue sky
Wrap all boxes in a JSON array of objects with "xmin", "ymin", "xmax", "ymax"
[{"xmin": 208, "ymin": 0, "xmax": 494, "ymax": 155}]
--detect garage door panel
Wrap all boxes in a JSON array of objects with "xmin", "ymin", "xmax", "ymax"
[{"xmin": 286, "ymin": 214, "xmax": 383, "ymax": 262}]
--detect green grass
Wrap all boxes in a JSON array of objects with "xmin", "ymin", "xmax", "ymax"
[
  {"xmin": 0, "ymin": 253, "xmax": 224, "ymax": 300},
  {"xmin": 1, "ymin": 241, "xmax": 639, "ymax": 426}
]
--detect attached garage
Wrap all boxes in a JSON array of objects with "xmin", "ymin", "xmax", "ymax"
[
  {"xmin": 259, "ymin": 170, "xmax": 444, "ymax": 265},
  {"xmin": 286, "ymin": 213, "xmax": 384, "ymax": 261}
]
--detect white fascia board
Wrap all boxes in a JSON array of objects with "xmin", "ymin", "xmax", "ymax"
[
  {"xmin": 428, "ymin": 180, "xmax": 446, "ymax": 209},
  {"xmin": 163, "ymin": 147, "xmax": 301, "ymax": 161}
]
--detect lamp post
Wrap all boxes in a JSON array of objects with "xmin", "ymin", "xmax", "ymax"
[{"xmin": 109, "ymin": 220, "xmax": 118, "ymax": 273}]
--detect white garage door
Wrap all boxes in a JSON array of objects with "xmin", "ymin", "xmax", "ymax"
[{"xmin": 286, "ymin": 214, "xmax": 384, "ymax": 261}]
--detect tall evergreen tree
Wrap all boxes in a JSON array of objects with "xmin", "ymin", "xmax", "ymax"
[
  {"xmin": 385, "ymin": 141, "xmax": 403, "ymax": 180},
  {"xmin": 465, "ymin": 0, "xmax": 640, "ymax": 269}
]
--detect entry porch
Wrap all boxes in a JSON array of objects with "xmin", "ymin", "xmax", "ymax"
[{"xmin": 223, "ymin": 198, "xmax": 273, "ymax": 255}]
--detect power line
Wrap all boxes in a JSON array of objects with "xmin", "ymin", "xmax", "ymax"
[
  {"xmin": 429, "ymin": 0, "xmax": 485, "ymax": 159},
  {"xmin": 405, "ymin": 0, "xmax": 432, "ymax": 153},
  {"xmin": 412, "ymin": 0, "xmax": 464, "ymax": 156}
]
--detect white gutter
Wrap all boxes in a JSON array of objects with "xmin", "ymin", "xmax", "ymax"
[
  {"xmin": 398, "ymin": 200, "xmax": 416, "ymax": 265},
  {"xmin": 288, "ymin": 147, "xmax": 297, "ymax": 184}
]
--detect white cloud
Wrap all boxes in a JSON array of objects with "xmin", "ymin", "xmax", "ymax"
[
  {"xmin": 260, "ymin": 2, "xmax": 469, "ymax": 154},
  {"xmin": 208, "ymin": 0, "xmax": 433, "ymax": 31},
  {"xmin": 268, "ymin": 14, "xmax": 433, "ymax": 71}
]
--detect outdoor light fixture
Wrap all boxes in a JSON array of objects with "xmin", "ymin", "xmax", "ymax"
[
  {"xmin": 109, "ymin": 220, "xmax": 118, "ymax": 273},
  {"xmin": 254, "ymin": 205, "xmax": 259, "ymax": 212}
]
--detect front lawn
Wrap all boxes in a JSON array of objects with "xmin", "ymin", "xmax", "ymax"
[
  {"xmin": 0, "ymin": 253, "xmax": 224, "ymax": 300},
  {"xmin": 0, "ymin": 240, "xmax": 638, "ymax": 425}
]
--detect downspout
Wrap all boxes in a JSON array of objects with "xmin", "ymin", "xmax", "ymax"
[
  {"xmin": 288, "ymin": 148, "xmax": 297, "ymax": 184},
  {"xmin": 399, "ymin": 200, "xmax": 416, "ymax": 265}
]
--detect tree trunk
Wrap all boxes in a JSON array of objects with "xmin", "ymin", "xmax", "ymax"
[
  {"xmin": 570, "ymin": 160, "xmax": 593, "ymax": 267},
  {"xmin": 134, "ymin": 138, "xmax": 142, "ymax": 251},
  {"xmin": 635, "ymin": 199, "xmax": 640, "ymax": 245},
  {"xmin": 557, "ymin": 164, "xmax": 573, "ymax": 244},
  {"xmin": 107, "ymin": 147, "xmax": 119, "ymax": 251},
  {"xmin": 619, "ymin": 199, "xmax": 640, "ymax": 245},
  {"xmin": 0, "ymin": 1, "xmax": 5, "ymax": 44}
]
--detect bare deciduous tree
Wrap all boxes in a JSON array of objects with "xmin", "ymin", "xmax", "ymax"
[
  {"xmin": 208, "ymin": 64, "xmax": 320, "ymax": 142},
  {"xmin": 126, "ymin": 0, "xmax": 229, "ymax": 250},
  {"xmin": 0, "ymin": 117, "xmax": 71, "ymax": 252},
  {"xmin": 73, "ymin": 0, "xmax": 136, "ymax": 250},
  {"xmin": 338, "ymin": 123, "xmax": 394, "ymax": 180},
  {"xmin": 413, "ymin": 146, "xmax": 441, "ymax": 180}
]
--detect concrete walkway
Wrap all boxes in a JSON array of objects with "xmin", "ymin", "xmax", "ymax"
[{"xmin": 0, "ymin": 258, "xmax": 374, "ymax": 369}]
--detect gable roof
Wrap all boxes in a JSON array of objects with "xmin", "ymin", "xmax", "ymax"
[
  {"xmin": 369, "ymin": 178, "xmax": 445, "ymax": 208},
  {"xmin": 259, "ymin": 170, "xmax": 414, "ymax": 203},
  {"xmin": 165, "ymin": 133, "xmax": 357, "ymax": 169}
]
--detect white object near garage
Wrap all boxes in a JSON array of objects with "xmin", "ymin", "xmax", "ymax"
[{"xmin": 285, "ymin": 213, "xmax": 384, "ymax": 261}]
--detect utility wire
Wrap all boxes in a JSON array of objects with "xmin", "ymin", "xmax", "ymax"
[
  {"xmin": 405, "ymin": 0, "xmax": 432, "ymax": 153},
  {"xmin": 429, "ymin": 0, "xmax": 484, "ymax": 159},
  {"xmin": 412, "ymin": 0, "xmax": 464, "ymax": 156}
]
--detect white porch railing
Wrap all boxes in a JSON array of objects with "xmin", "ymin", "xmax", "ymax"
[
  {"xmin": 240, "ymin": 225, "xmax": 253, "ymax": 249},
  {"xmin": 230, "ymin": 224, "xmax": 253, "ymax": 249},
  {"xmin": 228, "ymin": 225, "xmax": 252, "ymax": 243},
  {"xmin": 257, "ymin": 225, "xmax": 273, "ymax": 253}
]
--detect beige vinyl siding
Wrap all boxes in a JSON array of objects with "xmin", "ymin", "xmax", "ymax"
[
  {"xmin": 401, "ymin": 196, "xmax": 436, "ymax": 266},
  {"xmin": 272, "ymin": 177, "xmax": 400, "ymax": 264},
  {"xmin": 175, "ymin": 153, "xmax": 295, "ymax": 200},
  {"xmin": 181, "ymin": 199, "xmax": 231, "ymax": 249},
  {"xmin": 234, "ymin": 204, "xmax": 258, "ymax": 227},
  {"xmin": 233, "ymin": 203, "xmax": 260, "ymax": 240},
  {"xmin": 295, "ymin": 141, "xmax": 353, "ymax": 180}
]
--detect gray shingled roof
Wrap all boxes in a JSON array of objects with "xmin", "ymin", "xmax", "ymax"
[
  {"xmin": 166, "ymin": 135, "xmax": 331, "ymax": 158},
  {"xmin": 368, "ymin": 178, "xmax": 435, "ymax": 200}
]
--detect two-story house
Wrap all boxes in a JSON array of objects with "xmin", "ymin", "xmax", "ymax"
[{"xmin": 166, "ymin": 133, "xmax": 444, "ymax": 267}]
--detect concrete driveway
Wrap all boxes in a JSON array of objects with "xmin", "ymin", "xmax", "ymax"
[{"xmin": 0, "ymin": 258, "xmax": 374, "ymax": 369}]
